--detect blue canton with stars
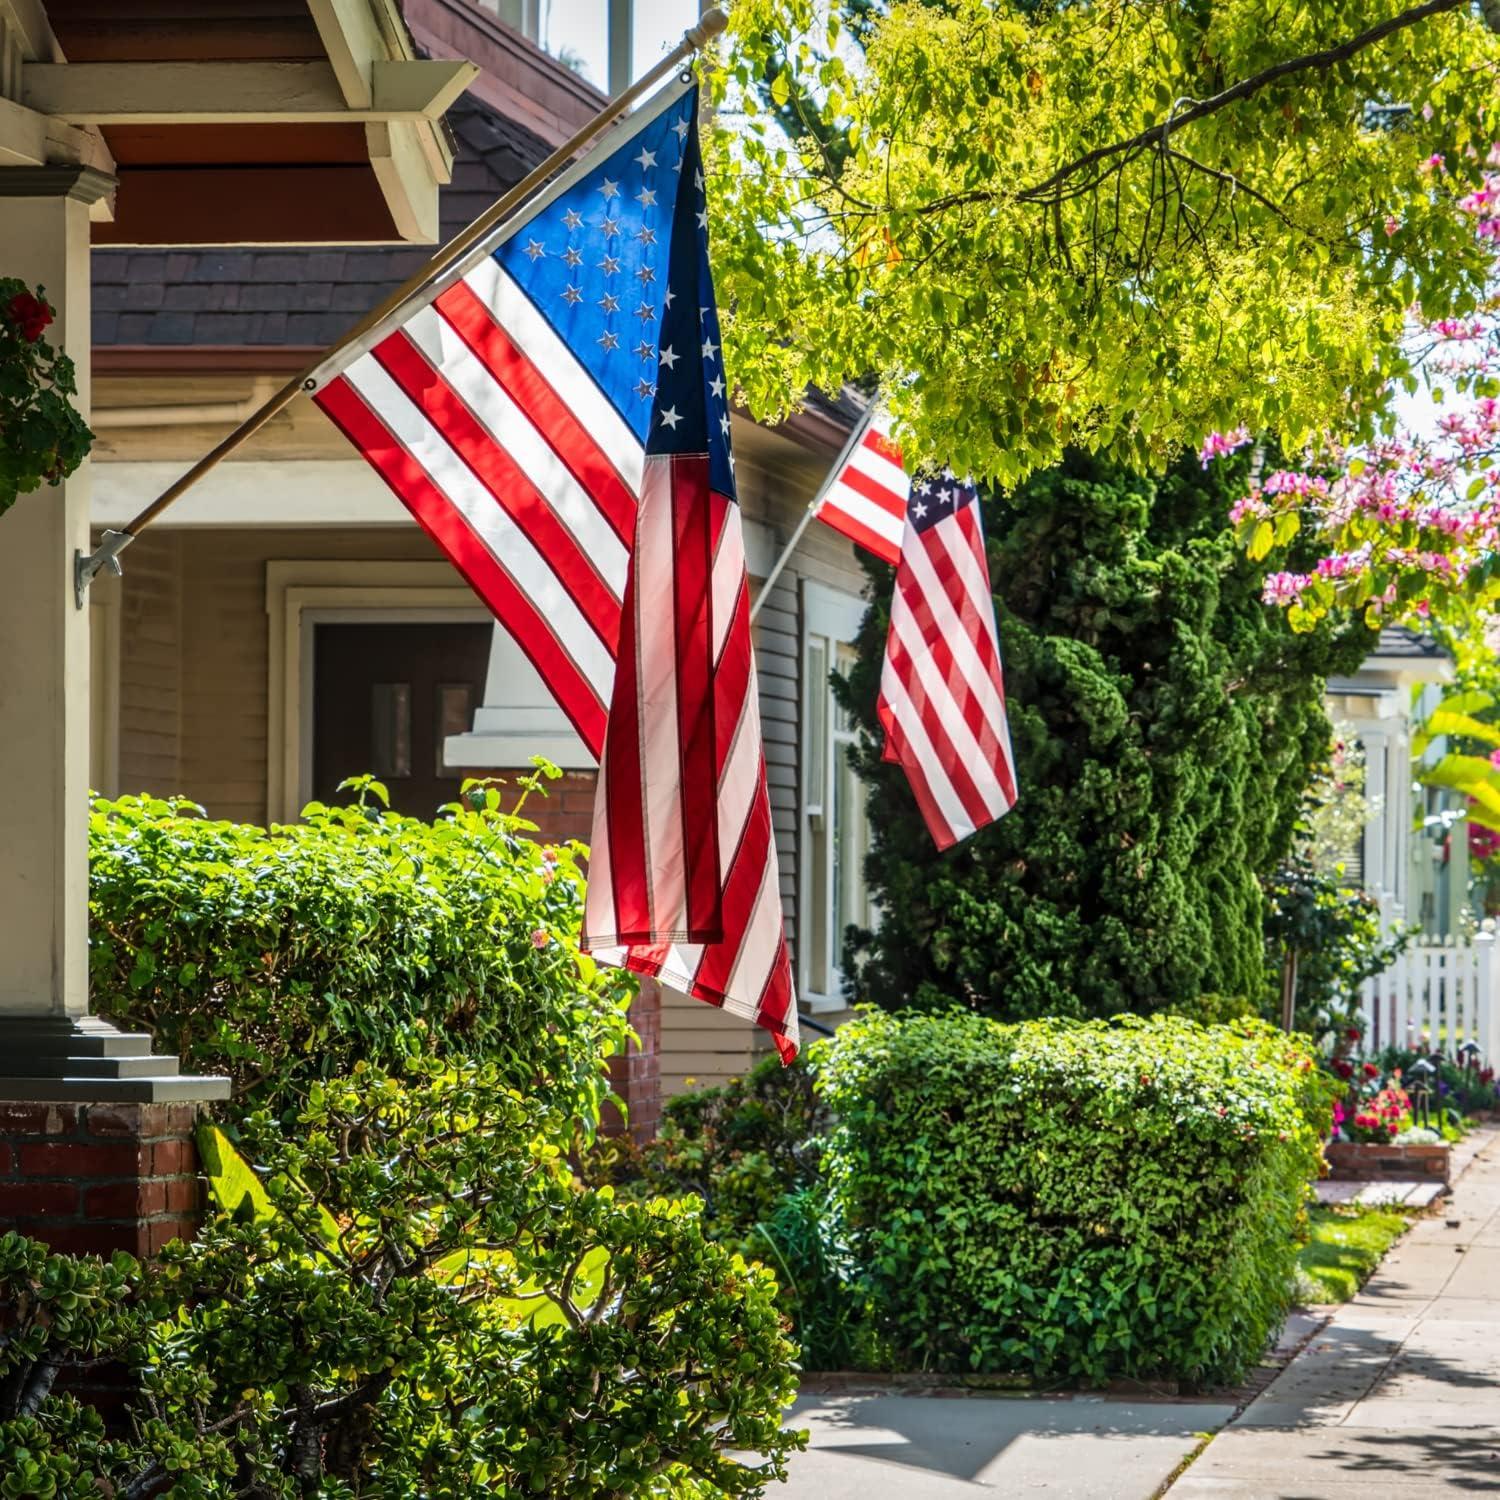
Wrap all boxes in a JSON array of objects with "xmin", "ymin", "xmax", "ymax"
[
  {"xmin": 493, "ymin": 85, "xmax": 735, "ymax": 501},
  {"xmin": 909, "ymin": 472, "xmax": 979, "ymax": 532}
]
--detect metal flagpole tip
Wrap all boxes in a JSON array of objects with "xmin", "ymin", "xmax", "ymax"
[{"xmin": 687, "ymin": 7, "xmax": 730, "ymax": 48}]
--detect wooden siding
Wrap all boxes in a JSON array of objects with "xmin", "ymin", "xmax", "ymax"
[{"xmin": 115, "ymin": 531, "xmax": 183, "ymax": 794}]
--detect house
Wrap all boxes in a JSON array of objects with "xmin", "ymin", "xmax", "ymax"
[{"xmin": 83, "ymin": 0, "xmax": 874, "ymax": 1133}]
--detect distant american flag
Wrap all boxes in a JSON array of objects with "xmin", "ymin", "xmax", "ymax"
[
  {"xmin": 310, "ymin": 82, "xmax": 797, "ymax": 1059},
  {"xmin": 812, "ymin": 405, "xmax": 907, "ymax": 566},
  {"xmin": 876, "ymin": 473, "xmax": 1018, "ymax": 850}
]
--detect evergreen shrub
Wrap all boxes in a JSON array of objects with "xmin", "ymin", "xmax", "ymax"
[
  {"xmin": 87, "ymin": 781, "xmax": 631, "ymax": 1122},
  {"xmin": 817, "ymin": 1009, "xmax": 1334, "ymax": 1386}
]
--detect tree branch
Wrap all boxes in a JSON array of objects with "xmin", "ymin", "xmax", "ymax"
[{"xmin": 1017, "ymin": 0, "xmax": 1467, "ymax": 206}]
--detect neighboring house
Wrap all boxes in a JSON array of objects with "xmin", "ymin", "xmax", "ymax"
[{"xmin": 85, "ymin": 0, "xmax": 872, "ymax": 1131}]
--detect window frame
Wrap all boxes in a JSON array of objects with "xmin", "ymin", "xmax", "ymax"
[{"xmin": 798, "ymin": 580, "xmax": 875, "ymax": 1012}]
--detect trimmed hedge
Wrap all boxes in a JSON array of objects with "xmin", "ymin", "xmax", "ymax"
[
  {"xmin": 87, "ymin": 784, "xmax": 632, "ymax": 1124},
  {"xmin": 816, "ymin": 1010, "xmax": 1333, "ymax": 1386}
]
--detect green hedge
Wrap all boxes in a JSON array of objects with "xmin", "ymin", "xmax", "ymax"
[
  {"xmin": 87, "ymin": 783, "xmax": 632, "ymax": 1124},
  {"xmin": 816, "ymin": 1010, "xmax": 1333, "ymax": 1386}
]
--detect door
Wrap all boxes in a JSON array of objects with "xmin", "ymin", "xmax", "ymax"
[{"xmin": 312, "ymin": 621, "xmax": 492, "ymax": 818}]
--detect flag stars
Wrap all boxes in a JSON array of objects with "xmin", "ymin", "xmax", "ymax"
[
  {"xmin": 636, "ymin": 186, "xmax": 657, "ymax": 208},
  {"xmin": 636, "ymin": 226, "xmax": 657, "ymax": 246},
  {"xmin": 597, "ymin": 330, "xmax": 620, "ymax": 353},
  {"xmin": 672, "ymin": 117, "xmax": 691, "ymax": 140},
  {"xmin": 635, "ymin": 264, "xmax": 656, "ymax": 285},
  {"xmin": 634, "ymin": 377, "xmax": 656, "ymax": 400},
  {"xmin": 663, "ymin": 287, "xmax": 676, "ymax": 308},
  {"xmin": 598, "ymin": 292, "xmax": 620, "ymax": 314},
  {"xmin": 634, "ymin": 340, "xmax": 655, "ymax": 361},
  {"xmin": 602, "ymin": 217, "xmax": 621, "ymax": 238},
  {"xmin": 709, "ymin": 374, "xmax": 725, "ymax": 399},
  {"xmin": 701, "ymin": 336, "xmax": 718, "ymax": 361},
  {"xmin": 913, "ymin": 502, "xmax": 929, "ymax": 518},
  {"xmin": 561, "ymin": 285, "xmax": 582, "ymax": 305},
  {"xmin": 563, "ymin": 246, "xmax": 583, "ymax": 268},
  {"xmin": 562, "ymin": 208, "xmax": 583, "ymax": 230},
  {"xmin": 635, "ymin": 302, "xmax": 656, "ymax": 324},
  {"xmin": 720, "ymin": 413, "xmax": 731, "ymax": 435},
  {"xmin": 523, "ymin": 239, "xmax": 546, "ymax": 261},
  {"xmin": 696, "ymin": 209, "xmax": 708, "ymax": 229},
  {"xmin": 659, "ymin": 406, "xmax": 682, "ymax": 430},
  {"xmin": 599, "ymin": 255, "xmax": 620, "ymax": 276},
  {"xmin": 659, "ymin": 345, "xmax": 679, "ymax": 369},
  {"xmin": 600, "ymin": 178, "xmax": 619, "ymax": 199},
  {"xmin": 634, "ymin": 147, "xmax": 658, "ymax": 171}
]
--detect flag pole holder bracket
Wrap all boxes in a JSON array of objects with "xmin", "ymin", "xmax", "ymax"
[{"xmin": 75, "ymin": 529, "xmax": 132, "ymax": 608}]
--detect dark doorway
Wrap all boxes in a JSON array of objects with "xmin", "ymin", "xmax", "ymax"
[{"xmin": 312, "ymin": 621, "xmax": 492, "ymax": 819}]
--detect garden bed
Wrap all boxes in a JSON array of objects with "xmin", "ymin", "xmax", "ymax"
[{"xmin": 1324, "ymin": 1140, "xmax": 1449, "ymax": 1183}]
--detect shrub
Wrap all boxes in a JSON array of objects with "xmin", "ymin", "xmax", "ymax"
[
  {"xmin": 816, "ymin": 1009, "xmax": 1334, "ymax": 1387},
  {"xmin": 88, "ymin": 779, "xmax": 632, "ymax": 1125},
  {"xmin": 0, "ymin": 1060, "xmax": 804, "ymax": 1497}
]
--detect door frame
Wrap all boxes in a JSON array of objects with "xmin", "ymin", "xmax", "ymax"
[{"xmin": 266, "ymin": 561, "xmax": 488, "ymax": 823}]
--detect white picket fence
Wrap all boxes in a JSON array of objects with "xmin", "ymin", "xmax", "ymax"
[{"xmin": 1356, "ymin": 929, "xmax": 1500, "ymax": 1055}]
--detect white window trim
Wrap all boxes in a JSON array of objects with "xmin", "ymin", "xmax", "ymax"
[
  {"xmin": 265, "ymin": 561, "xmax": 488, "ymax": 823},
  {"xmin": 799, "ymin": 579, "xmax": 871, "ymax": 1012}
]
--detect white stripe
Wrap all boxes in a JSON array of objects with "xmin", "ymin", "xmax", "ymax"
[
  {"xmin": 821, "ymin": 482, "xmax": 906, "ymax": 545},
  {"xmin": 465, "ymin": 258, "xmax": 645, "ymax": 497},
  {"xmin": 892, "ymin": 597, "xmax": 1008, "ymax": 822},
  {"xmin": 585, "ymin": 743, "xmax": 617, "ymax": 937},
  {"xmin": 405, "ymin": 306, "xmax": 630, "ymax": 599},
  {"xmin": 846, "ymin": 437, "xmax": 910, "ymax": 507},
  {"xmin": 342, "ymin": 354, "xmax": 616, "ymax": 700},
  {"xmin": 635, "ymin": 460, "xmax": 688, "ymax": 930},
  {"xmin": 903, "ymin": 527, "xmax": 1012, "ymax": 760},
  {"xmin": 719, "ymin": 858, "xmax": 786, "ymax": 1025},
  {"xmin": 879, "ymin": 649, "xmax": 973, "ymax": 839},
  {"xmin": 713, "ymin": 508, "xmax": 745, "ymax": 659},
  {"xmin": 936, "ymin": 520, "xmax": 1018, "ymax": 795}
]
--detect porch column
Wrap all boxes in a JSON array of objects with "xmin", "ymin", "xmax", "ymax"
[{"xmin": 0, "ymin": 167, "xmax": 227, "ymax": 1121}]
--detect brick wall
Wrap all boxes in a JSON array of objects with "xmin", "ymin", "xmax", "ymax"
[
  {"xmin": 0, "ymin": 1101, "xmax": 204, "ymax": 1259},
  {"xmin": 604, "ymin": 980, "xmax": 662, "ymax": 1143}
]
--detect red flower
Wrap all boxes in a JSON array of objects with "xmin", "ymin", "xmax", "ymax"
[
  {"xmin": 1332, "ymin": 1059, "xmax": 1354, "ymax": 1079},
  {"xmin": 6, "ymin": 291, "xmax": 52, "ymax": 343},
  {"xmin": 1362, "ymin": 1062, "xmax": 1379, "ymax": 1078},
  {"xmin": 1345, "ymin": 1027, "xmax": 1363, "ymax": 1042}
]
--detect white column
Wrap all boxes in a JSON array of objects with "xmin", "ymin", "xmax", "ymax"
[
  {"xmin": 444, "ymin": 623, "xmax": 594, "ymax": 771},
  {"xmin": 0, "ymin": 170, "xmax": 110, "ymax": 1019}
]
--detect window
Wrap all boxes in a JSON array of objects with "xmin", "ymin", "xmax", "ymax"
[{"xmin": 801, "ymin": 583, "xmax": 876, "ymax": 1010}]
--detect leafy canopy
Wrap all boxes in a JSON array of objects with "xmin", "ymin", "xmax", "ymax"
[{"xmin": 709, "ymin": 0, "xmax": 1500, "ymax": 484}]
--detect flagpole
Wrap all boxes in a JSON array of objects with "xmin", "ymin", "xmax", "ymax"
[
  {"xmin": 75, "ymin": 6, "xmax": 730, "ymax": 605},
  {"xmin": 748, "ymin": 400, "xmax": 876, "ymax": 623}
]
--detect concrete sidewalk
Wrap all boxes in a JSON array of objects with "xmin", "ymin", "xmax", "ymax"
[
  {"xmin": 1169, "ymin": 1130, "xmax": 1500, "ymax": 1498},
  {"xmin": 778, "ymin": 1390, "xmax": 1235, "ymax": 1497}
]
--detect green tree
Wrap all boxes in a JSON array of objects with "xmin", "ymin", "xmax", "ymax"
[
  {"xmin": 836, "ymin": 447, "xmax": 1370, "ymax": 1019},
  {"xmin": 710, "ymin": 0, "xmax": 1500, "ymax": 484}
]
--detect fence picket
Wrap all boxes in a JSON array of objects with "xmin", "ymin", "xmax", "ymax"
[{"xmin": 1357, "ymin": 927, "xmax": 1500, "ymax": 1060}]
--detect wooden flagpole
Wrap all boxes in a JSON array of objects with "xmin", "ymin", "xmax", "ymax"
[{"xmin": 75, "ymin": 5, "xmax": 729, "ymax": 605}]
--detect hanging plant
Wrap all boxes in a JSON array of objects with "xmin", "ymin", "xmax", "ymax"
[{"xmin": 0, "ymin": 277, "xmax": 92, "ymax": 516}]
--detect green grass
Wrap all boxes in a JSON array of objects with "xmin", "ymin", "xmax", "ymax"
[{"xmin": 1295, "ymin": 1206, "xmax": 1410, "ymax": 1304}]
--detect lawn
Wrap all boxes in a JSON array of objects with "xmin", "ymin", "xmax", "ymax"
[{"xmin": 1296, "ymin": 1206, "xmax": 1410, "ymax": 1303}]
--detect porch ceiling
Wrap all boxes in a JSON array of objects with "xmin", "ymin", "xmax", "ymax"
[{"xmin": 1, "ymin": 0, "xmax": 470, "ymax": 245}]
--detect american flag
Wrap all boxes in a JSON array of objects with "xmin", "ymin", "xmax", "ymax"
[
  {"xmin": 876, "ymin": 473, "xmax": 1018, "ymax": 851},
  {"xmin": 811, "ymin": 404, "xmax": 906, "ymax": 566},
  {"xmin": 310, "ymin": 81, "xmax": 798, "ymax": 1060}
]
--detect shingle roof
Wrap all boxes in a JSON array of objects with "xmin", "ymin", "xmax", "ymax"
[
  {"xmin": 1375, "ymin": 625, "xmax": 1447, "ymax": 659},
  {"xmin": 91, "ymin": 93, "xmax": 553, "ymax": 349}
]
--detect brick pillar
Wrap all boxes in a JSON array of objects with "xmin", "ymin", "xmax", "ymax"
[
  {"xmin": 604, "ymin": 978, "xmax": 662, "ymax": 1142},
  {"xmin": 0, "ymin": 1100, "xmax": 205, "ymax": 1259}
]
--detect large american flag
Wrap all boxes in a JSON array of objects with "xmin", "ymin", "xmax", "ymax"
[
  {"xmin": 309, "ymin": 82, "xmax": 797, "ymax": 1060},
  {"xmin": 876, "ymin": 474, "xmax": 1018, "ymax": 851}
]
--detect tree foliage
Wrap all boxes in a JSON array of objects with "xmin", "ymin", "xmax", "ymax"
[
  {"xmin": 708, "ymin": 0, "xmax": 1500, "ymax": 485},
  {"xmin": 837, "ymin": 446, "xmax": 1370, "ymax": 1019}
]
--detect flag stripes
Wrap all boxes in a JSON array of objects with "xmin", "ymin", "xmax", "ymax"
[{"xmin": 813, "ymin": 407, "xmax": 909, "ymax": 566}]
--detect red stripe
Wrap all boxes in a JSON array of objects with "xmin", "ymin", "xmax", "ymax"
[
  {"xmin": 817, "ymin": 501, "xmax": 902, "ymax": 566},
  {"xmin": 837, "ymin": 460, "xmax": 908, "ymax": 519},
  {"xmin": 437, "ymin": 278, "xmax": 636, "ymax": 544},
  {"xmin": 670, "ymin": 458, "xmax": 721, "ymax": 937},
  {"xmin": 881, "ymin": 614, "xmax": 996, "ymax": 834},
  {"xmin": 371, "ymin": 330, "xmax": 621, "ymax": 650},
  {"xmin": 316, "ymin": 376, "xmax": 607, "ymax": 757}
]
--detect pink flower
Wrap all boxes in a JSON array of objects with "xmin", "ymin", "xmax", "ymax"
[
  {"xmin": 1199, "ymin": 427, "xmax": 1251, "ymax": 467},
  {"xmin": 531, "ymin": 928, "xmax": 550, "ymax": 948},
  {"xmin": 1384, "ymin": 216, "xmax": 1400, "ymax": 237}
]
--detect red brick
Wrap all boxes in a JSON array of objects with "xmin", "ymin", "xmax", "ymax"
[
  {"xmin": 0, "ymin": 1180, "xmax": 79, "ymax": 1217},
  {"xmin": 166, "ymin": 1104, "xmax": 202, "ymax": 1133},
  {"xmin": 149, "ymin": 1140, "xmax": 195, "ymax": 1176},
  {"xmin": 162, "ymin": 1176, "xmax": 201, "ymax": 1215},
  {"xmin": 144, "ymin": 1216, "xmax": 194, "ymax": 1256},
  {"xmin": 18, "ymin": 1222, "xmax": 140, "ymax": 1257},
  {"xmin": 0, "ymin": 1102, "xmax": 77, "ymax": 1136},
  {"xmin": 19, "ymin": 1142, "xmax": 145, "ymax": 1178},
  {"xmin": 80, "ymin": 1104, "xmax": 145, "ymax": 1138},
  {"xmin": 84, "ymin": 1180, "xmax": 166, "ymax": 1219}
]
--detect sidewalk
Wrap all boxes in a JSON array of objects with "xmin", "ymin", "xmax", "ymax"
[{"xmin": 1168, "ymin": 1129, "xmax": 1500, "ymax": 1498}]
